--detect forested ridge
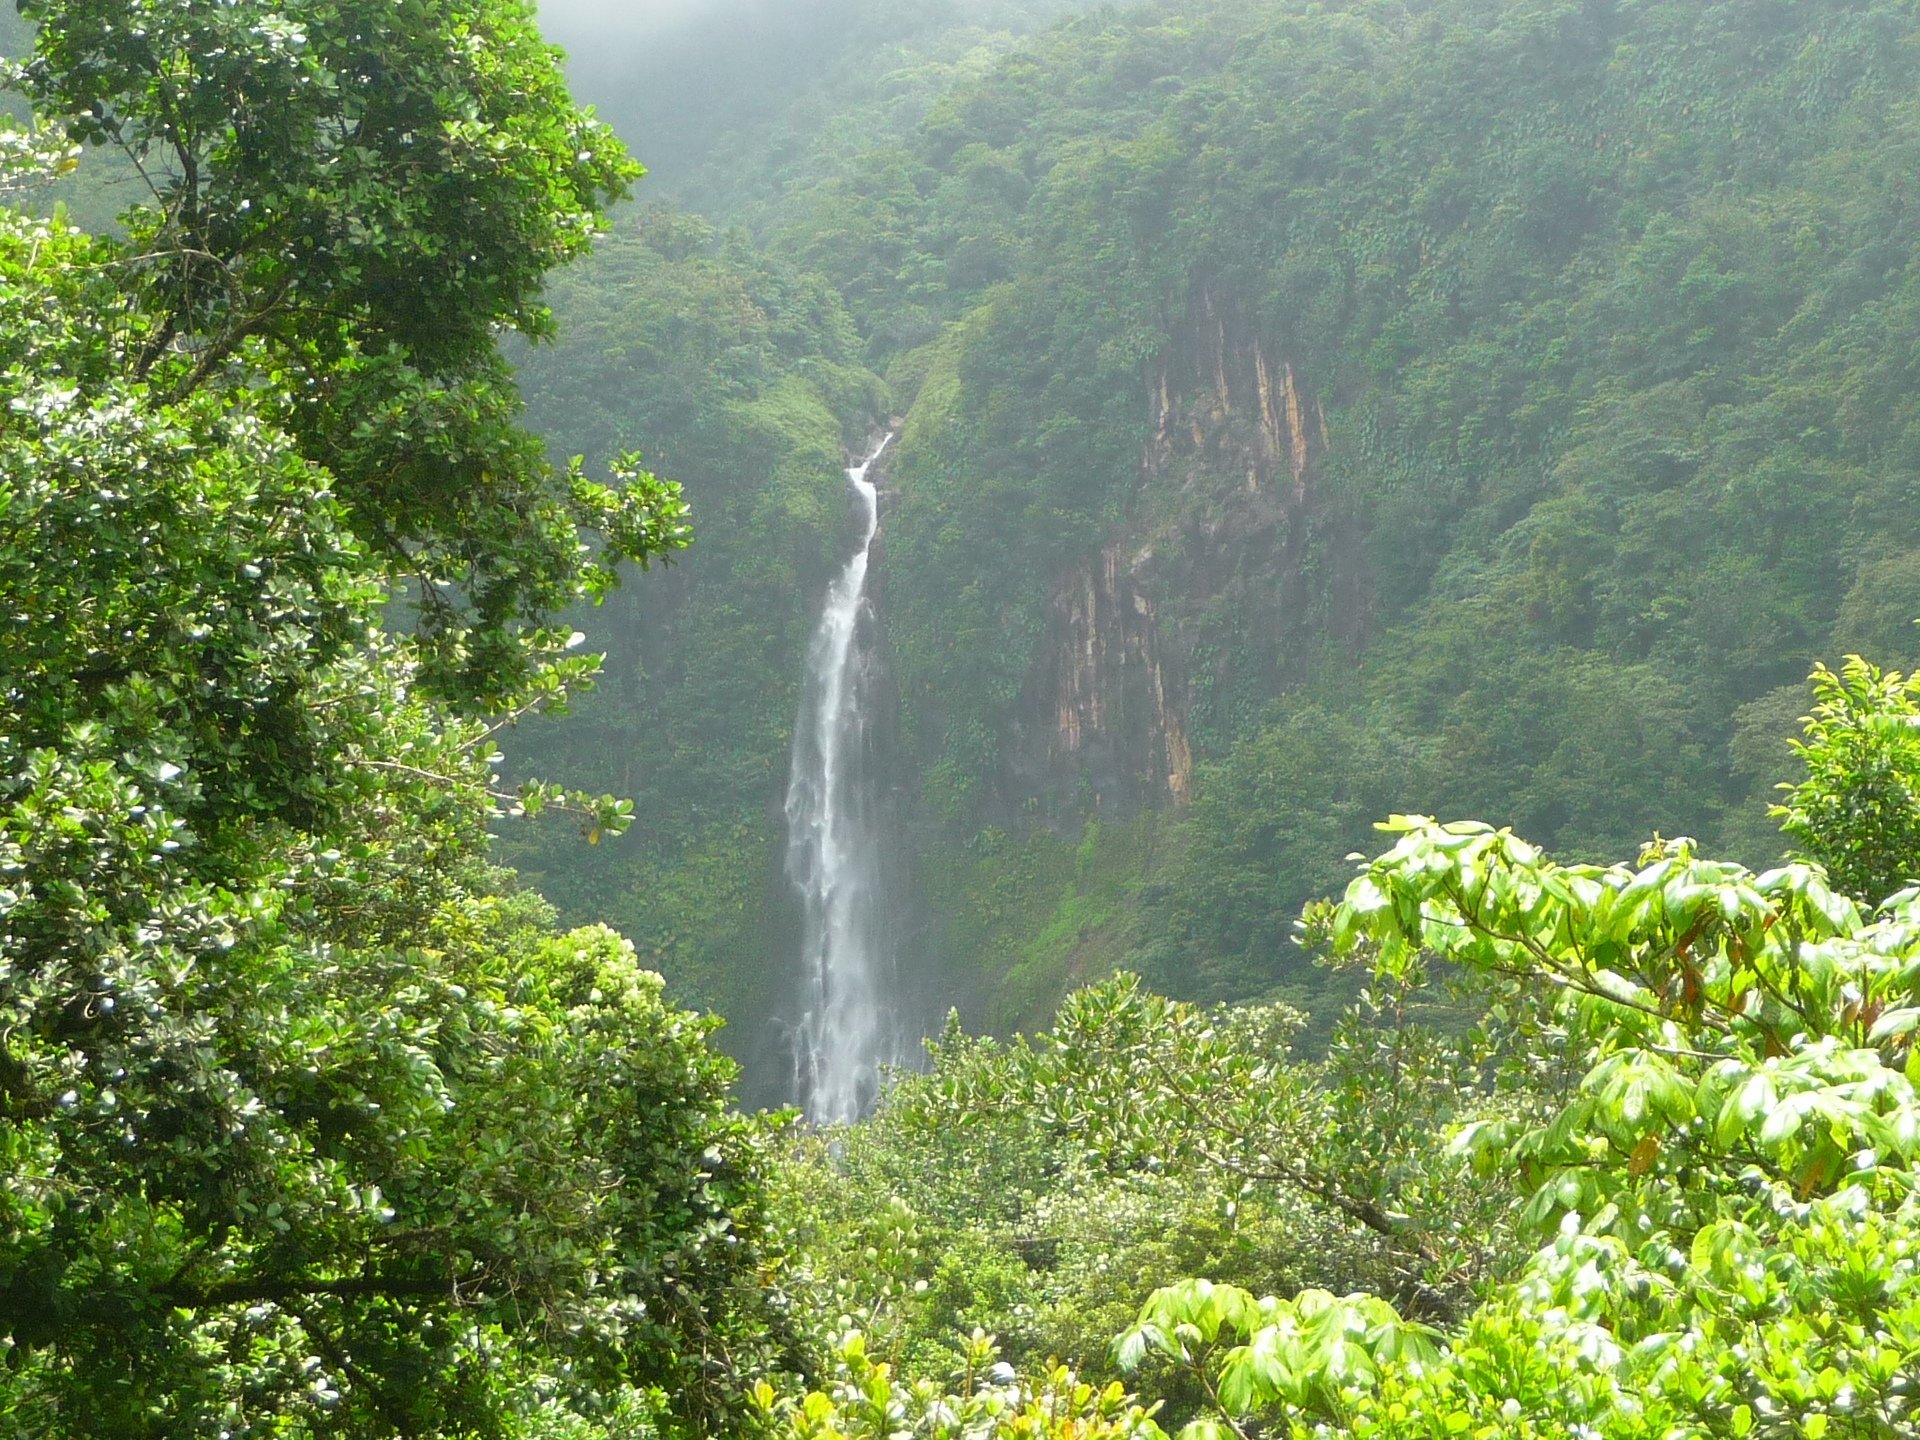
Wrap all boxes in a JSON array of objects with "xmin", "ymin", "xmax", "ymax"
[
  {"xmin": 512, "ymin": 0, "xmax": 1920, "ymax": 1033},
  {"xmin": 8, "ymin": 0, "xmax": 1920, "ymax": 1437}
]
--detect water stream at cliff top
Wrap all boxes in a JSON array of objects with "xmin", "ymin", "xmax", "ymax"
[{"xmin": 785, "ymin": 435, "xmax": 896, "ymax": 1123}]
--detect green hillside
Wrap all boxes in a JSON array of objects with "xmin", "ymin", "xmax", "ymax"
[{"xmin": 507, "ymin": 0, "xmax": 1920, "ymax": 1038}]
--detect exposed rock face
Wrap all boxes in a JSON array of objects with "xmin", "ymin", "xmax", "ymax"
[
  {"xmin": 1005, "ymin": 288, "xmax": 1353, "ymax": 817},
  {"xmin": 1151, "ymin": 287, "xmax": 1328, "ymax": 503},
  {"xmin": 1008, "ymin": 540, "xmax": 1194, "ymax": 813}
]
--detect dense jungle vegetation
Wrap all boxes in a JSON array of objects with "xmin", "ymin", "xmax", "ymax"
[
  {"xmin": 8, "ymin": 0, "xmax": 1920, "ymax": 1438},
  {"xmin": 504, "ymin": 0, "xmax": 1920, "ymax": 1045}
]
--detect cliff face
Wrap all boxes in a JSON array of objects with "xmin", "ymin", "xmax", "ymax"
[
  {"xmin": 1003, "ymin": 289, "xmax": 1356, "ymax": 817},
  {"xmin": 1153, "ymin": 288, "xmax": 1326, "ymax": 507},
  {"xmin": 1007, "ymin": 539, "xmax": 1195, "ymax": 813}
]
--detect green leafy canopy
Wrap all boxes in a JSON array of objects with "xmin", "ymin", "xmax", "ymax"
[
  {"xmin": 0, "ymin": 7, "xmax": 779, "ymax": 1436},
  {"xmin": 19, "ymin": 0, "xmax": 687, "ymax": 704}
]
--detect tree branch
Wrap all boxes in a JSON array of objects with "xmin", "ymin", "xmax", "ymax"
[{"xmin": 162, "ymin": 1268, "xmax": 468, "ymax": 1309}]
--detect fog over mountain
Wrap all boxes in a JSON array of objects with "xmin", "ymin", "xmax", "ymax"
[
  {"xmin": 532, "ymin": 0, "xmax": 1097, "ymax": 205},
  {"xmin": 536, "ymin": 0, "xmax": 882, "ymax": 52},
  {"xmin": 536, "ymin": 0, "xmax": 759, "ymax": 42},
  {"xmin": 533, "ymin": 0, "xmax": 872, "ymax": 194}
]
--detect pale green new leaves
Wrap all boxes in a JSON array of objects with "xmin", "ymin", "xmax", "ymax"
[
  {"xmin": 1283, "ymin": 815, "xmax": 1920, "ymax": 1437},
  {"xmin": 1327, "ymin": 817, "xmax": 1920, "ymax": 1211},
  {"xmin": 1117, "ymin": 1279, "xmax": 1439, "ymax": 1429},
  {"xmin": 753, "ymin": 1330, "xmax": 1168, "ymax": 1440}
]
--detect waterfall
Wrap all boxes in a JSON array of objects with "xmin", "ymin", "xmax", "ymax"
[{"xmin": 785, "ymin": 435, "xmax": 896, "ymax": 1123}]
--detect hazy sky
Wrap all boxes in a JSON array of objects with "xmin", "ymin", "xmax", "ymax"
[
  {"xmin": 536, "ymin": 1, "xmax": 714, "ymax": 42},
  {"xmin": 536, "ymin": 0, "xmax": 841, "ymax": 44}
]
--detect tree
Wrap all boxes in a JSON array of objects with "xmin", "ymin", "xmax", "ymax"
[
  {"xmin": 1773, "ymin": 655, "xmax": 1920, "ymax": 905},
  {"xmin": 1036, "ymin": 646, "xmax": 1920, "ymax": 1438},
  {"xmin": 0, "ymin": 188, "xmax": 783, "ymax": 1437},
  {"xmin": 17, "ymin": 0, "xmax": 685, "ymax": 704},
  {"xmin": 1118, "ymin": 812, "xmax": 1920, "ymax": 1437},
  {"xmin": 763, "ymin": 969, "xmax": 1528, "ymax": 1440},
  {"xmin": 0, "ymin": 12, "xmax": 778, "ymax": 1435},
  {"xmin": 749, "ymin": 1331, "xmax": 1167, "ymax": 1440},
  {"xmin": 750, "ymin": 646, "xmax": 1920, "ymax": 1436}
]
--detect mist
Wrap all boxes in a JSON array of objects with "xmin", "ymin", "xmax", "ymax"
[
  {"xmin": 536, "ymin": 0, "xmax": 731, "ymax": 42},
  {"xmin": 534, "ymin": 0, "xmax": 882, "ymax": 196},
  {"xmin": 536, "ymin": 0, "xmax": 854, "ymax": 47}
]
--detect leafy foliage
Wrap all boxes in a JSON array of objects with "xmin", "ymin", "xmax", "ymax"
[
  {"xmin": 766, "ymin": 656, "xmax": 1920, "ymax": 1438},
  {"xmin": 750, "ymin": 1330, "xmax": 1166, "ymax": 1440},
  {"xmin": 1773, "ymin": 656, "xmax": 1920, "ymax": 905},
  {"xmin": 1105, "ymin": 806, "xmax": 1920, "ymax": 1437},
  {"xmin": 0, "ymin": 15, "xmax": 783, "ymax": 1437},
  {"xmin": 19, "ymin": 0, "xmax": 685, "ymax": 704},
  {"xmin": 1117, "ymin": 1279, "xmax": 1438, "ymax": 1430},
  {"xmin": 765, "ymin": 969, "xmax": 1529, "ymax": 1436}
]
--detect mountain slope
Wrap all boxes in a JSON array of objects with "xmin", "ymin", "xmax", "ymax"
[
  {"xmin": 509, "ymin": 0, "xmax": 1920, "ymax": 1070},
  {"xmin": 865, "ymin": 0, "xmax": 1920, "ymax": 1001}
]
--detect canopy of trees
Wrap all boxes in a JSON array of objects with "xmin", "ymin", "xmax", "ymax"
[
  {"xmin": 762, "ymin": 659, "xmax": 1920, "ymax": 1438},
  {"xmin": 500, "ymin": 0, "xmax": 1920, "ymax": 1044},
  {"xmin": 8, "ymin": 1, "xmax": 1920, "ymax": 1438},
  {"xmin": 0, "ymin": 4, "xmax": 778, "ymax": 1436}
]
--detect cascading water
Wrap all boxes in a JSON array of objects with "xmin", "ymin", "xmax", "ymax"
[{"xmin": 785, "ymin": 435, "xmax": 896, "ymax": 1123}]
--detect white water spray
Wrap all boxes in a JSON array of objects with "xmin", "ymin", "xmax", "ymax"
[{"xmin": 785, "ymin": 435, "xmax": 895, "ymax": 1123}]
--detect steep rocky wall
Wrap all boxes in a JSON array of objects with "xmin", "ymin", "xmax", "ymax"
[
  {"xmin": 1005, "ymin": 539, "xmax": 1195, "ymax": 813},
  {"xmin": 1003, "ymin": 289, "xmax": 1348, "ymax": 816}
]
